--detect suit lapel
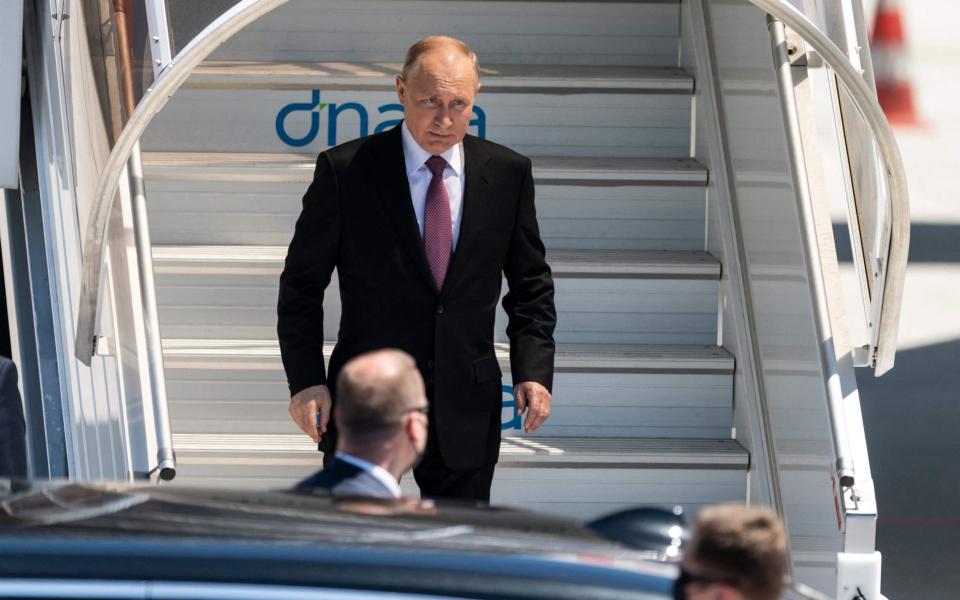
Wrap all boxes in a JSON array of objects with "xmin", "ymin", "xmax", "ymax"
[
  {"xmin": 374, "ymin": 126, "xmax": 436, "ymax": 292},
  {"xmin": 440, "ymin": 135, "xmax": 492, "ymax": 300}
]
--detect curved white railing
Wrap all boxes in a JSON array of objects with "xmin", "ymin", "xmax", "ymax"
[
  {"xmin": 75, "ymin": 0, "xmax": 289, "ymax": 365},
  {"xmin": 744, "ymin": 0, "xmax": 910, "ymax": 377}
]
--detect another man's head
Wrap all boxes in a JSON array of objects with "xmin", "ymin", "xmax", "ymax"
[
  {"xmin": 335, "ymin": 349, "xmax": 429, "ymax": 478},
  {"xmin": 676, "ymin": 505, "xmax": 788, "ymax": 600},
  {"xmin": 396, "ymin": 36, "xmax": 481, "ymax": 154}
]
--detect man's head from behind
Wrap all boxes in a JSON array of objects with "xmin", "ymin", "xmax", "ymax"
[
  {"xmin": 396, "ymin": 36, "xmax": 480, "ymax": 155},
  {"xmin": 677, "ymin": 505, "xmax": 788, "ymax": 600},
  {"xmin": 335, "ymin": 349, "xmax": 428, "ymax": 477}
]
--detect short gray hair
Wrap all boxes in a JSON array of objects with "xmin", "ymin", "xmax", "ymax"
[{"xmin": 400, "ymin": 36, "xmax": 480, "ymax": 87}]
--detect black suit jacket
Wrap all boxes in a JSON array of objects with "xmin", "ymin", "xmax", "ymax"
[
  {"xmin": 294, "ymin": 456, "xmax": 396, "ymax": 498},
  {"xmin": 278, "ymin": 125, "xmax": 556, "ymax": 470}
]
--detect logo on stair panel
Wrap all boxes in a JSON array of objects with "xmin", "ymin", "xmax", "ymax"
[
  {"xmin": 276, "ymin": 90, "xmax": 487, "ymax": 148},
  {"xmin": 501, "ymin": 385, "xmax": 521, "ymax": 431}
]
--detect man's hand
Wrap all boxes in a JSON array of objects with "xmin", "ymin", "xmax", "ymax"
[
  {"xmin": 514, "ymin": 381, "xmax": 551, "ymax": 434},
  {"xmin": 289, "ymin": 384, "xmax": 331, "ymax": 443}
]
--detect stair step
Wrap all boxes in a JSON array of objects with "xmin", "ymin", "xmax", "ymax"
[
  {"xmin": 152, "ymin": 247, "xmax": 721, "ymax": 345},
  {"xmin": 534, "ymin": 157, "xmax": 706, "ymax": 185},
  {"xmin": 189, "ymin": 62, "xmax": 695, "ymax": 94},
  {"xmin": 152, "ymin": 246, "xmax": 720, "ymax": 280},
  {"xmin": 499, "ymin": 437, "xmax": 746, "ymax": 468},
  {"xmin": 143, "ymin": 153, "xmax": 707, "ymax": 186},
  {"xmin": 162, "ymin": 339, "xmax": 735, "ymax": 438},
  {"xmin": 164, "ymin": 338, "xmax": 733, "ymax": 439},
  {"xmin": 552, "ymin": 249, "xmax": 720, "ymax": 278},
  {"xmin": 173, "ymin": 434, "xmax": 746, "ymax": 469},
  {"xmin": 142, "ymin": 79, "xmax": 692, "ymax": 156},
  {"xmin": 162, "ymin": 339, "xmax": 734, "ymax": 375},
  {"xmin": 207, "ymin": 0, "xmax": 681, "ymax": 67},
  {"xmin": 170, "ymin": 434, "xmax": 747, "ymax": 520},
  {"xmin": 146, "ymin": 164, "xmax": 706, "ymax": 251}
]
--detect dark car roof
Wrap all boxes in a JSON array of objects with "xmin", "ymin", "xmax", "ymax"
[{"xmin": 0, "ymin": 481, "xmax": 675, "ymax": 599}]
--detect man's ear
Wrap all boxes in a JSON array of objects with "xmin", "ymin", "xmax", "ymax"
[
  {"xmin": 402, "ymin": 413, "xmax": 417, "ymax": 438},
  {"xmin": 396, "ymin": 76, "xmax": 406, "ymax": 103},
  {"xmin": 406, "ymin": 414, "xmax": 426, "ymax": 446}
]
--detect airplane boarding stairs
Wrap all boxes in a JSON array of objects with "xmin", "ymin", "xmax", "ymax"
[
  {"xmin": 10, "ymin": 0, "xmax": 906, "ymax": 594},
  {"xmin": 139, "ymin": 0, "xmax": 752, "ymax": 518}
]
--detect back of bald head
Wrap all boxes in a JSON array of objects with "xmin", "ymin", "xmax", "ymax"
[
  {"xmin": 401, "ymin": 35, "xmax": 480, "ymax": 88},
  {"xmin": 335, "ymin": 349, "xmax": 426, "ymax": 442}
]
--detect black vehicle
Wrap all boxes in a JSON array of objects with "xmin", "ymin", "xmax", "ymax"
[{"xmin": 0, "ymin": 480, "xmax": 679, "ymax": 600}]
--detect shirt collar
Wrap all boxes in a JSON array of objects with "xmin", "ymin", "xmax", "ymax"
[
  {"xmin": 335, "ymin": 451, "xmax": 402, "ymax": 498},
  {"xmin": 401, "ymin": 121, "xmax": 463, "ymax": 178}
]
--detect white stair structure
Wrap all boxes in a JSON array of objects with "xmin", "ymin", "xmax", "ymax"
[{"xmin": 138, "ymin": 0, "xmax": 749, "ymax": 518}]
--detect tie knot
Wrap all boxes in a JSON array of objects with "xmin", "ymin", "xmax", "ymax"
[{"xmin": 426, "ymin": 156, "xmax": 447, "ymax": 178}]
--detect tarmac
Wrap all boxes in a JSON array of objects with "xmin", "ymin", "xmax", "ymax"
[{"xmin": 852, "ymin": 1, "xmax": 960, "ymax": 597}]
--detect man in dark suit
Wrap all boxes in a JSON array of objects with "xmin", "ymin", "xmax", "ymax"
[
  {"xmin": 0, "ymin": 356, "xmax": 27, "ymax": 478},
  {"xmin": 296, "ymin": 349, "xmax": 428, "ymax": 498},
  {"xmin": 278, "ymin": 36, "xmax": 556, "ymax": 502}
]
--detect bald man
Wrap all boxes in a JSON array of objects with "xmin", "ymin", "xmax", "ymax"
[
  {"xmin": 295, "ymin": 350, "xmax": 428, "ymax": 498},
  {"xmin": 279, "ymin": 36, "xmax": 556, "ymax": 501}
]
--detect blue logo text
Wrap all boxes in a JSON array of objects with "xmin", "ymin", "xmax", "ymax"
[
  {"xmin": 501, "ymin": 385, "xmax": 521, "ymax": 431},
  {"xmin": 276, "ymin": 90, "xmax": 487, "ymax": 148}
]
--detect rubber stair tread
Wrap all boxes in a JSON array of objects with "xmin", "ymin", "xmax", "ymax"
[
  {"xmin": 187, "ymin": 60, "xmax": 694, "ymax": 93},
  {"xmin": 173, "ymin": 433, "xmax": 747, "ymax": 468},
  {"xmin": 142, "ymin": 152, "xmax": 706, "ymax": 184},
  {"xmin": 153, "ymin": 246, "xmax": 720, "ymax": 278},
  {"xmin": 162, "ymin": 339, "xmax": 734, "ymax": 373}
]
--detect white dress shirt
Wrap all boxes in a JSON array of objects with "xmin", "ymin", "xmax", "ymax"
[
  {"xmin": 335, "ymin": 451, "xmax": 402, "ymax": 499},
  {"xmin": 400, "ymin": 122, "xmax": 466, "ymax": 250}
]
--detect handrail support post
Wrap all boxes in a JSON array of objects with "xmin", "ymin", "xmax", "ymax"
[{"xmin": 767, "ymin": 15, "xmax": 857, "ymax": 488}]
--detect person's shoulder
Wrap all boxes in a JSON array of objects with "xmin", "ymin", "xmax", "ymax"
[
  {"xmin": 323, "ymin": 128, "xmax": 396, "ymax": 169},
  {"xmin": 466, "ymin": 135, "xmax": 531, "ymax": 171},
  {"xmin": 294, "ymin": 457, "xmax": 364, "ymax": 491}
]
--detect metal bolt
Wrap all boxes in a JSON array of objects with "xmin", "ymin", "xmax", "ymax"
[{"xmin": 152, "ymin": 36, "xmax": 160, "ymax": 42}]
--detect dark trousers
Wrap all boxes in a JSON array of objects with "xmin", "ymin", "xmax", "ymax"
[
  {"xmin": 413, "ymin": 408, "xmax": 496, "ymax": 503},
  {"xmin": 320, "ymin": 385, "xmax": 497, "ymax": 502}
]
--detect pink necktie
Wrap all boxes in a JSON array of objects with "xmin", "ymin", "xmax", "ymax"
[{"xmin": 423, "ymin": 156, "xmax": 452, "ymax": 292}]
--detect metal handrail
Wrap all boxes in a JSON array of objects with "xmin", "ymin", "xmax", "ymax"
[
  {"xmin": 112, "ymin": 0, "xmax": 176, "ymax": 480},
  {"xmin": 742, "ymin": 0, "xmax": 910, "ymax": 376},
  {"xmin": 75, "ymin": 0, "xmax": 289, "ymax": 364},
  {"xmin": 767, "ymin": 16, "xmax": 856, "ymax": 486}
]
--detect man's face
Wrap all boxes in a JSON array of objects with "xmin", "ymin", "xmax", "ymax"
[{"xmin": 396, "ymin": 49, "xmax": 478, "ymax": 154}]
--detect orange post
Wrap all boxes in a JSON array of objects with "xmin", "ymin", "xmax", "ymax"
[{"xmin": 871, "ymin": 0, "xmax": 921, "ymax": 125}]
